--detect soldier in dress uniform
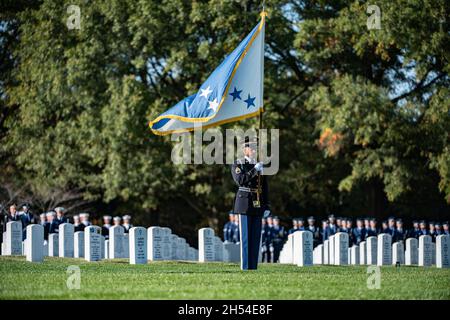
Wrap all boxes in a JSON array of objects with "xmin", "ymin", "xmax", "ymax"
[
  {"xmin": 338, "ymin": 217, "xmax": 348, "ymax": 233},
  {"xmin": 380, "ymin": 220, "xmax": 389, "ymax": 234},
  {"xmin": 346, "ymin": 218, "xmax": 355, "ymax": 245},
  {"xmin": 321, "ymin": 219, "xmax": 329, "ymax": 242},
  {"xmin": 429, "ymin": 222, "xmax": 436, "ymax": 241},
  {"xmin": 336, "ymin": 217, "xmax": 342, "ymax": 231},
  {"xmin": 443, "ymin": 222, "xmax": 449, "ymax": 235},
  {"xmin": 367, "ymin": 218, "xmax": 378, "ymax": 237},
  {"xmin": 55, "ymin": 207, "xmax": 68, "ymax": 227},
  {"xmin": 270, "ymin": 216, "xmax": 286, "ymax": 263},
  {"xmin": 45, "ymin": 211, "xmax": 58, "ymax": 238},
  {"xmin": 231, "ymin": 137, "xmax": 270, "ymax": 270},
  {"xmin": 434, "ymin": 222, "xmax": 442, "ymax": 238},
  {"xmin": 5, "ymin": 204, "xmax": 24, "ymax": 227},
  {"xmin": 39, "ymin": 213, "xmax": 46, "ymax": 226},
  {"xmin": 419, "ymin": 220, "xmax": 428, "ymax": 236},
  {"xmin": 122, "ymin": 215, "xmax": 133, "ymax": 233},
  {"xmin": 394, "ymin": 218, "xmax": 406, "ymax": 243},
  {"xmin": 79, "ymin": 213, "xmax": 91, "ymax": 229},
  {"xmin": 364, "ymin": 217, "xmax": 370, "ymax": 232},
  {"xmin": 73, "ymin": 215, "xmax": 84, "ymax": 232},
  {"xmin": 223, "ymin": 211, "xmax": 235, "ymax": 242},
  {"xmin": 325, "ymin": 214, "xmax": 337, "ymax": 239},
  {"xmin": 297, "ymin": 217, "xmax": 305, "ymax": 231},
  {"xmin": 409, "ymin": 220, "xmax": 420, "ymax": 238},
  {"xmin": 102, "ymin": 215, "xmax": 112, "ymax": 238},
  {"xmin": 352, "ymin": 218, "xmax": 366, "ymax": 245},
  {"xmin": 113, "ymin": 216, "xmax": 122, "ymax": 230},
  {"xmin": 306, "ymin": 216, "xmax": 321, "ymax": 246},
  {"xmin": 288, "ymin": 218, "xmax": 298, "ymax": 234},
  {"xmin": 261, "ymin": 217, "xmax": 272, "ymax": 262},
  {"xmin": 387, "ymin": 217, "xmax": 396, "ymax": 239},
  {"xmin": 20, "ymin": 203, "xmax": 36, "ymax": 227}
]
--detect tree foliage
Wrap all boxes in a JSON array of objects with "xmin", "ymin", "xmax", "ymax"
[{"xmin": 1, "ymin": 0, "xmax": 449, "ymax": 240}]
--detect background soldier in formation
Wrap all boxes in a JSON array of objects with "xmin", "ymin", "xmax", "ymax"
[{"xmin": 223, "ymin": 212, "xmax": 450, "ymax": 262}]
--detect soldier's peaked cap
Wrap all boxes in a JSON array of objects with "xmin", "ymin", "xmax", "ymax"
[{"xmin": 241, "ymin": 136, "xmax": 258, "ymax": 147}]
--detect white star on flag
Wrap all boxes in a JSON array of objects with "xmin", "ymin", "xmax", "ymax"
[
  {"xmin": 208, "ymin": 98, "xmax": 219, "ymax": 112},
  {"xmin": 199, "ymin": 86, "xmax": 212, "ymax": 99}
]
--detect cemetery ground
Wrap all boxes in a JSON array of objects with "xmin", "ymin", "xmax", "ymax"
[{"xmin": 1, "ymin": 256, "xmax": 449, "ymax": 300}]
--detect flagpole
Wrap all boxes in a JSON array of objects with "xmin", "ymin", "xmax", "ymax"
[{"xmin": 257, "ymin": 5, "xmax": 266, "ymax": 210}]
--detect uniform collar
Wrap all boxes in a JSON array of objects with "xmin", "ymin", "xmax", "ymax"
[{"xmin": 244, "ymin": 156, "xmax": 256, "ymax": 164}]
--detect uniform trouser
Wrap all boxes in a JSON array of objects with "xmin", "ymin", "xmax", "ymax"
[
  {"xmin": 273, "ymin": 244, "xmax": 282, "ymax": 263},
  {"xmin": 261, "ymin": 245, "xmax": 271, "ymax": 263},
  {"xmin": 239, "ymin": 214, "xmax": 262, "ymax": 270}
]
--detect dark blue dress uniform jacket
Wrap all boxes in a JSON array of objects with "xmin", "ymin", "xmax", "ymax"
[{"xmin": 231, "ymin": 158, "xmax": 269, "ymax": 215}]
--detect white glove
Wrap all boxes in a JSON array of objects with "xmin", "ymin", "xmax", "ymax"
[
  {"xmin": 254, "ymin": 162, "xmax": 264, "ymax": 172},
  {"xmin": 263, "ymin": 210, "xmax": 270, "ymax": 218}
]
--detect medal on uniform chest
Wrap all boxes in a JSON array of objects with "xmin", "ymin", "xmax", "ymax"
[{"xmin": 253, "ymin": 200, "xmax": 261, "ymax": 208}]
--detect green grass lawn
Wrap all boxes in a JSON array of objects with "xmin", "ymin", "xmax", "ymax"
[{"xmin": 0, "ymin": 256, "xmax": 449, "ymax": 300}]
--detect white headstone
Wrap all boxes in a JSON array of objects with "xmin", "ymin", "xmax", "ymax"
[
  {"xmin": 188, "ymin": 247, "xmax": 196, "ymax": 261},
  {"xmin": 74, "ymin": 231, "xmax": 84, "ymax": 258},
  {"xmin": 293, "ymin": 231, "xmax": 313, "ymax": 266},
  {"xmin": 43, "ymin": 241, "xmax": 48, "ymax": 257},
  {"xmin": 85, "ymin": 226, "xmax": 102, "ymax": 262},
  {"xmin": 198, "ymin": 228, "xmax": 215, "ymax": 262},
  {"xmin": 334, "ymin": 232, "xmax": 349, "ymax": 265},
  {"xmin": 6, "ymin": 221, "xmax": 22, "ymax": 255},
  {"xmin": 26, "ymin": 224, "xmax": 44, "ymax": 262},
  {"xmin": 22, "ymin": 240, "xmax": 26, "ymax": 255},
  {"xmin": 161, "ymin": 227, "xmax": 172, "ymax": 260},
  {"xmin": 129, "ymin": 227, "xmax": 147, "ymax": 265},
  {"xmin": 109, "ymin": 225, "xmax": 125, "ymax": 259},
  {"xmin": 436, "ymin": 235, "xmax": 450, "ymax": 268},
  {"xmin": 431, "ymin": 242, "xmax": 436, "ymax": 265},
  {"xmin": 323, "ymin": 240, "xmax": 329, "ymax": 264},
  {"xmin": 48, "ymin": 233, "xmax": 59, "ymax": 257},
  {"xmin": 313, "ymin": 244, "xmax": 323, "ymax": 265},
  {"xmin": 329, "ymin": 235, "xmax": 335, "ymax": 265},
  {"xmin": 104, "ymin": 240, "xmax": 110, "ymax": 259},
  {"xmin": 100, "ymin": 235, "xmax": 105, "ymax": 259},
  {"xmin": 377, "ymin": 233, "xmax": 392, "ymax": 266},
  {"xmin": 2, "ymin": 231, "xmax": 6, "ymax": 255},
  {"xmin": 223, "ymin": 242, "xmax": 240, "ymax": 263},
  {"xmin": 351, "ymin": 245, "xmax": 360, "ymax": 265},
  {"xmin": 58, "ymin": 223, "xmax": 74, "ymax": 258},
  {"xmin": 418, "ymin": 235, "xmax": 432, "ymax": 267},
  {"xmin": 214, "ymin": 236, "xmax": 224, "ymax": 261},
  {"xmin": 147, "ymin": 226, "xmax": 163, "ymax": 261},
  {"xmin": 392, "ymin": 241, "xmax": 405, "ymax": 265},
  {"xmin": 170, "ymin": 234, "xmax": 178, "ymax": 260},
  {"xmin": 359, "ymin": 241, "xmax": 366, "ymax": 265},
  {"xmin": 176, "ymin": 237, "xmax": 186, "ymax": 260},
  {"xmin": 366, "ymin": 236, "xmax": 377, "ymax": 265},
  {"xmin": 122, "ymin": 234, "xmax": 129, "ymax": 258},
  {"xmin": 405, "ymin": 238, "xmax": 418, "ymax": 265}
]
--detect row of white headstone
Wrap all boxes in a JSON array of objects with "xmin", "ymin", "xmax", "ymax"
[
  {"xmin": 198, "ymin": 227, "xmax": 240, "ymax": 263},
  {"xmin": 279, "ymin": 231, "xmax": 450, "ymax": 268},
  {"xmin": 0, "ymin": 221, "xmax": 201, "ymax": 264}
]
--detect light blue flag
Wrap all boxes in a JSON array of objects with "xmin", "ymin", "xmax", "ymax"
[{"xmin": 149, "ymin": 15, "xmax": 266, "ymax": 135}]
